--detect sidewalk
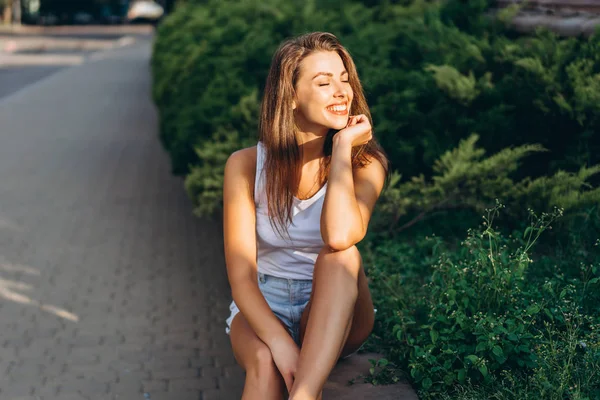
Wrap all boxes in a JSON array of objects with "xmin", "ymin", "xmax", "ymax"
[{"xmin": 0, "ymin": 37, "xmax": 242, "ymax": 400}]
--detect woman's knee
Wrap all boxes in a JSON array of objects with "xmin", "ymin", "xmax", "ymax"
[
  {"xmin": 246, "ymin": 343, "xmax": 279, "ymax": 379},
  {"xmin": 318, "ymin": 245, "xmax": 362, "ymax": 276}
]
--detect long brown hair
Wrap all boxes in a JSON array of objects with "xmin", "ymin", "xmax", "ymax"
[{"xmin": 258, "ymin": 31, "xmax": 390, "ymax": 239}]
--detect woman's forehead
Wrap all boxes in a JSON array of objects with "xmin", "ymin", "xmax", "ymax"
[{"xmin": 299, "ymin": 51, "xmax": 346, "ymax": 78}]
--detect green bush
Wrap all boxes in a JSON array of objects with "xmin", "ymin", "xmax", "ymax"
[
  {"xmin": 152, "ymin": 0, "xmax": 600, "ymax": 397},
  {"xmin": 153, "ymin": 0, "xmax": 600, "ymax": 215},
  {"xmin": 151, "ymin": 0, "xmax": 298, "ymax": 174},
  {"xmin": 365, "ymin": 205, "xmax": 600, "ymax": 398}
]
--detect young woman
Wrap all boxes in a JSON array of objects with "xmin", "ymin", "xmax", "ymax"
[{"xmin": 223, "ymin": 32, "xmax": 390, "ymax": 400}]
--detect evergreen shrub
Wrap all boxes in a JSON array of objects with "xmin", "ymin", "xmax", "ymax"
[{"xmin": 152, "ymin": 0, "xmax": 600, "ymax": 397}]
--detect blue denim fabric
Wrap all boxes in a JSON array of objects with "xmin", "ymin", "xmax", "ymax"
[
  {"xmin": 225, "ymin": 272, "xmax": 312, "ymax": 347},
  {"xmin": 258, "ymin": 272, "xmax": 312, "ymax": 346}
]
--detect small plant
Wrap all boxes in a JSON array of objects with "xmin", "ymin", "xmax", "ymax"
[{"xmin": 358, "ymin": 358, "xmax": 404, "ymax": 386}]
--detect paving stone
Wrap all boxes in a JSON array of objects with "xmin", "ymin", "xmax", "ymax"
[
  {"xmin": 144, "ymin": 391, "xmax": 201, "ymax": 400},
  {"xmin": 203, "ymin": 387, "xmax": 244, "ymax": 400},
  {"xmin": 150, "ymin": 368, "xmax": 199, "ymax": 380},
  {"xmin": 8, "ymin": 397, "xmax": 40, "ymax": 400},
  {"xmin": 53, "ymin": 377, "xmax": 110, "ymax": 396},
  {"xmin": 169, "ymin": 377, "xmax": 218, "ymax": 391},
  {"xmin": 111, "ymin": 379, "xmax": 142, "ymax": 395},
  {"xmin": 143, "ymin": 359, "xmax": 190, "ymax": 371},
  {"xmin": 49, "ymin": 394, "xmax": 111, "ymax": 400},
  {"xmin": 0, "ymin": 382, "xmax": 35, "ymax": 397},
  {"xmin": 189, "ymin": 356, "xmax": 214, "ymax": 368},
  {"xmin": 142, "ymin": 379, "xmax": 168, "ymax": 392},
  {"xmin": 6, "ymin": 363, "xmax": 44, "ymax": 380},
  {"xmin": 223, "ymin": 365, "xmax": 245, "ymax": 380},
  {"xmin": 199, "ymin": 366, "xmax": 224, "ymax": 379},
  {"xmin": 322, "ymin": 353, "xmax": 419, "ymax": 400}
]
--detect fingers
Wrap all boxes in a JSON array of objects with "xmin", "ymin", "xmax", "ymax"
[
  {"xmin": 347, "ymin": 115, "xmax": 358, "ymax": 127},
  {"xmin": 351, "ymin": 115, "xmax": 372, "ymax": 140},
  {"xmin": 353, "ymin": 114, "xmax": 368, "ymax": 124},
  {"xmin": 342, "ymin": 115, "xmax": 372, "ymax": 146},
  {"xmin": 355, "ymin": 114, "xmax": 366, "ymax": 123}
]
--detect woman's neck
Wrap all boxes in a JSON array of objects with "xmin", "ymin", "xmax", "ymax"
[{"xmin": 296, "ymin": 132, "xmax": 326, "ymax": 164}]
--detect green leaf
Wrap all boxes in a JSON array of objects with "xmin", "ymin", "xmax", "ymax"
[
  {"xmin": 465, "ymin": 355, "xmax": 479, "ymax": 365},
  {"xmin": 457, "ymin": 369, "xmax": 467, "ymax": 382},
  {"xmin": 492, "ymin": 346, "xmax": 504, "ymax": 358},
  {"xmin": 378, "ymin": 358, "xmax": 389, "ymax": 367},
  {"xmin": 478, "ymin": 364, "xmax": 488, "ymax": 377},
  {"xmin": 422, "ymin": 377, "xmax": 433, "ymax": 390},
  {"xmin": 493, "ymin": 345, "xmax": 507, "ymax": 364},
  {"xmin": 526, "ymin": 304, "xmax": 541, "ymax": 315},
  {"xmin": 411, "ymin": 368, "xmax": 422, "ymax": 380},
  {"xmin": 430, "ymin": 329, "xmax": 439, "ymax": 344},
  {"xmin": 518, "ymin": 344, "xmax": 531, "ymax": 353},
  {"xmin": 525, "ymin": 359, "xmax": 537, "ymax": 368},
  {"xmin": 476, "ymin": 342, "xmax": 487, "ymax": 352},
  {"xmin": 396, "ymin": 329, "xmax": 403, "ymax": 341}
]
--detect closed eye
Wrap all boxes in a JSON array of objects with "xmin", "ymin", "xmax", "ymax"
[{"xmin": 319, "ymin": 81, "xmax": 349, "ymax": 87}]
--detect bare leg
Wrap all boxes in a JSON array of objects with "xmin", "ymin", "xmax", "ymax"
[
  {"xmin": 230, "ymin": 313, "xmax": 286, "ymax": 400},
  {"xmin": 300, "ymin": 252, "xmax": 375, "ymax": 357},
  {"xmin": 289, "ymin": 245, "xmax": 375, "ymax": 400}
]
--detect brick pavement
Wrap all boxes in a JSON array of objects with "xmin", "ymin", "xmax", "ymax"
[{"xmin": 0, "ymin": 37, "xmax": 242, "ymax": 399}]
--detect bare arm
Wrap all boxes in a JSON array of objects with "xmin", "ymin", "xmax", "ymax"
[
  {"xmin": 320, "ymin": 135, "xmax": 386, "ymax": 251},
  {"xmin": 223, "ymin": 148, "xmax": 291, "ymax": 347}
]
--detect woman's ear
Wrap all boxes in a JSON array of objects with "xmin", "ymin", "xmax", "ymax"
[{"xmin": 292, "ymin": 101, "xmax": 297, "ymax": 110}]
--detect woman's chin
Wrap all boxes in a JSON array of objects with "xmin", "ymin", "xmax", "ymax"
[{"xmin": 326, "ymin": 119, "xmax": 349, "ymax": 131}]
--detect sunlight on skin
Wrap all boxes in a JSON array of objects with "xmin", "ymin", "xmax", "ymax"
[
  {"xmin": 0, "ymin": 264, "xmax": 79, "ymax": 322},
  {"xmin": 290, "ymin": 387, "xmax": 314, "ymax": 400}
]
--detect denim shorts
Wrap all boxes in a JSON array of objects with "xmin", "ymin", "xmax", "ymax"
[{"xmin": 225, "ymin": 272, "xmax": 312, "ymax": 346}]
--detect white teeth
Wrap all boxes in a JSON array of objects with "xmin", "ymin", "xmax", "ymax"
[{"xmin": 327, "ymin": 104, "xmax": 347, "ymax": 112}]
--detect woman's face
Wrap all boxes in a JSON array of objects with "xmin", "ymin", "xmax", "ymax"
[{"xmin": 293, "ymin": 51, "xmax": 354, "ymax": 134}]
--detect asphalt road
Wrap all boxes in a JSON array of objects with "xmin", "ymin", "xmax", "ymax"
[{"xmin": 0, "ymin": 25, "xmax": 153, "ymax": 101}]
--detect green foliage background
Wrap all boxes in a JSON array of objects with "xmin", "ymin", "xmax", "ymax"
[{"xmin": 151, "ymin": 0, "xmax": 600, "ymax": 398}]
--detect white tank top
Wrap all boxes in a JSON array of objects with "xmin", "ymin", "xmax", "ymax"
[{"xmin": 255, "ymin": 141, "xmax": 326, "ymax": 280}]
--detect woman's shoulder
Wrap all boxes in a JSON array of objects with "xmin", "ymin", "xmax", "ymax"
[
  {"xmin": 227, "ymin": 144, "xmax": 257, "ymax": 168},
  {"xmin": 224, "ymin": 145, "xmax": 258, "ymax": 185}
]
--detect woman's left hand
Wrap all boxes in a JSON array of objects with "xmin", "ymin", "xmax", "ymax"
[{"xmin": 334, "ymin": 114, "xmax": 372, "ymax": 148}]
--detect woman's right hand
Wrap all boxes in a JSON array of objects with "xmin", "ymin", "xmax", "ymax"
[
  {"xmin": 269, "ymin": 334, "xmax": 300, "ymax": 393},
  {"xmin": 333, "ymin": 114, "xmax": 373, "ymax": 148}
]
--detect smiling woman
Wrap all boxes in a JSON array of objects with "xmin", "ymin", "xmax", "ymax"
[{"xmin": 222, "ymin": 32, "xmax": 390, "ymax": 400}]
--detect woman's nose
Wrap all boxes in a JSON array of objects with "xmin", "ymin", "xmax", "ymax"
[{"xmin": 334, "ymin": 83, "xmax": 347, "ymax": 98}]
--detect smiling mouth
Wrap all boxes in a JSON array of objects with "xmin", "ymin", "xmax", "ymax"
[{"xmin": 325, "ymin": 103, "xmax": 348, "ymax": 116}]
